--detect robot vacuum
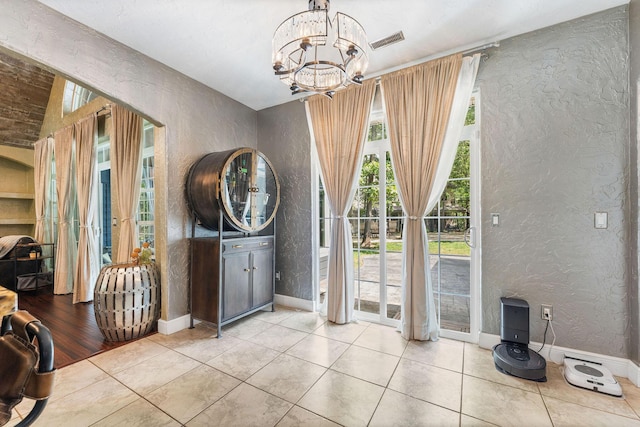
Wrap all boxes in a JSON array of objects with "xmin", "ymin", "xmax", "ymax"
[
  {"xmin": 492, "ymin": 297, "xmax": 547, "ymax": 382},
  {"xmin": 563, "ymin": 356, "xmax": 622, "ymax": 397}
]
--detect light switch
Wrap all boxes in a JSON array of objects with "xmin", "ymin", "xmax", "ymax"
[
  {"xmin": 491, "ymin": 213, "xmax": 500, "ymax": 226},
  {"xmin": 595, "ymin": 212, "xmax": 607, "ymax": 229}
]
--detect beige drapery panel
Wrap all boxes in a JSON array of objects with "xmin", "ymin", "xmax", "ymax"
[
  {"xmin": 111, "ymin": 104, "xmax": 143, "ymax": 263},
  {"xmin": 381, "ymin": 54, "xmax": 462, "ymax": 340},
  {"xmin": 53, "ymin": 126, "xmax": 77, "ymax": 295},
  {"xmin": 73, "ymin": 115, "xmax": 100, "ymax": 303},
  {"xmin": 33, "ymin": 136, "xmax": 54, "ymax": 250},
  {"xmin": 308, "ymin": 79, "xmax": 376, "ymax": 324}
]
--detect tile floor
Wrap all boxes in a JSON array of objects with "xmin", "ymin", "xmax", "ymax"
[{"xmin": 8, "ymin": 306, "xmax": 640, "ymax": 426}]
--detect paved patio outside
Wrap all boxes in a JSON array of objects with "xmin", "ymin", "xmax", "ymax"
[{"xmin": 320, "ymin": 251, "xmax": 471, "ymax": 332}]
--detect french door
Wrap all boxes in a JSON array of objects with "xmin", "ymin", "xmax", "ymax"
[{"xmin": 315, "ymin": 93, "xmax": 480, "ymax": 341}]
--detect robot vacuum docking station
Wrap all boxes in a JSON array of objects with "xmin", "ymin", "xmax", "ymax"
[{"xmin": 493, "ymin": 297, "xmax": 547, "ymax": 382}]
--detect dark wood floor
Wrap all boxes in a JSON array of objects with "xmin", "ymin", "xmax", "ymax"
[{"xmin": 17, "ymin": 286, "xmax": 133, "ymax": 369}]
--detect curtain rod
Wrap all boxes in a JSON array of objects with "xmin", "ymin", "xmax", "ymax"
[
  {"xmin": 96, "ymin": 103, "xmax": 112, "ymax": 117},
  {"xmin": 44, "ymin": 103, "xmax": 113, "ymax": 138},
  {"xmin": 299, "ymin": 41, "xmax": 499, "ymax": 102}
]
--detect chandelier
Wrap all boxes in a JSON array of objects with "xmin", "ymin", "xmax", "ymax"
[{"xmin": 272, "ymin": 0, "xmax": 368, "ymax": 98}]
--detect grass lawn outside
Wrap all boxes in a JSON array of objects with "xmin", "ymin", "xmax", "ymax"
[{"xmin": 355, "ymin": 240, "xmax": 470, "ymax": 257}]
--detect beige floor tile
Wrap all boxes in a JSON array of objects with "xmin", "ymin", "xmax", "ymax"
[
  {"xmin": 298, "ymin": 370, "xmax": 384, "ymax": 427},
  {"xmin": 353, "ymin": 324, "xmax": 408, "ymax": 356},
  {"xmin": 246, "ymin": 353, "xmax": 326, "ymax": 403},
  {"xmin": 222, "ymin": 316, "xmax": 274, "ymax": 340},
  {"xmin": 313, "ymin": 320, "xmax": 368, "ymax": 343},
  {"xmin": 91, "ymin": 397, "xmax": 180, "ymax": 427},
  {"xmin": 403, "ymin": 338, "xmax": 464, "ymax": 372},
  {"xmin": 248, "ymin": 323, "xmax": 308, "ymax": 352},
  {"xmin": 12, "ymin": 396, "xmax": 35, "ymax": 421},
  {"xmin": 285, "ymin": 334, "xmax": 349, "ymax": 367},
  {"xmin": 278, "ymin": 311, "xmax": 326, "ymax": 333},
  {"xmin": 206, "ymin": 340, "xmax": 280, "ymax": 380},
  {"xmin": 146, "ymin": 364, "xmax": 241, "ymax": 424},
  {"xmin": 5, "ymin": 414, "xmax": 20, "ymax": 427},
  {"xmin": 276, "ymin": 406, "xmax": 341, "ymax": 427},
  {"xmin": 620, "ymin": 377, "xmax": 640, "ymax": 417},
  {"xmin": 460, "ymin": 414, "xmax": 498, "ymax": 426},
  {"xmin": 30, "ymin": 377, "xmax": 138, "ymax": 427},
  {"xmin": 147, "ymin": 323, "xmax": 218, "ymax": 348},
  {"xmin": 544, "ymin": 395, "xmax": 640, "ymax": 426},
  {"xmin": 369, "ymin": 389, "xmax": 460, "ymax": 427},
  {"xmin": 462, "ymin": 375, "xmax": 552, "ymax": 427},
  {"xmin": 251, "ymin": 306, "xmax": 298, "ymax": 324},
  {"xmin": 112, "ymin": 349, "xmax": 201, "ymax": 395},
  {"xmin": 388, "ymin": 358, "xmax": 462, "ymax": 411},
  {"xmin": 538, "ymin": 363, "xmax": 637, "ymax": 418},
  {"xmin": 172, "ymin": 332, "xmax": 241, "ymax": 362},
  {"xmin": 331, "ymin": 345, "xmax": 400, "ymax": 386},
  {"xmin": 186, "ymin": 383, "xmax": 292, "ymax": 427},
  {"xmin": 49, "ymin": 359, "xmax": 109, "ymax": 402},
  {"xmin": 463, "ymin": 344, "xmax": 539, "ymax": 393},
  {"xmin": 89, "ymin": 338, "xmax": 169, "ymax": 375}
]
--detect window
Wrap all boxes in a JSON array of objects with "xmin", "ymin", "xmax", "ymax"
[
  {"xmin": 51, "ymin": 116, "xmax": 155, "ymax": 265},
  {"xmin": 62, "ymin": 81, "xmax": 98, "ymax": 115},
  {"xmin": 137, "ymin": 123, "xmax": 155, "ymax": 248}
]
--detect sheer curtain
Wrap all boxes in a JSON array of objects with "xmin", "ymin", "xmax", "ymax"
[
  {"xmin": 53, "ymin": 126, "xmax": 77, "ymax": 295},
  {"xmin": 111, "ymin": 104, "xmax": 143, "ymax": 263},
  {"xmin": 381, "ymin": 54, "xmax": 462, "ymax": 340},
  {"xmin": 33, "ymin": 136, "xmax": 54, "ymax": 249},
  {"xmin": 427, "ymin": 54, "xmax": 481, "ymax": 209},
  {"xmin": 307, "ymin": 79, "xmax": 376, "ymax": 324},
  {"xmin": 73, "ymin": 115, "xmax": 100, "ymax": 303}
]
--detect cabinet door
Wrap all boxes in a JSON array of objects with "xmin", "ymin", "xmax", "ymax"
[
  {"xmin": 222, "ymin": 251, "xmax": 252, "ymax": 321},
  {"xmin": 223, "ymin": 150, "xmax": 254, "ymax": 229},
  {"xmin": 252, "ymin": 154, "xmax": 279, "ymax": 230},
  {"xmin": 251, "ymin": 248, "xmax": 274, "ymax": 308}
]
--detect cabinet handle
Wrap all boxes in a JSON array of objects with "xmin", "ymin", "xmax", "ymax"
[
  {"xmin": 244, "ymin": 268, "xmax": 250, "ymax": 272},
  {"xmin": 259, "ymin": 242, "xmax": 268, "ymax": 246},
  {"xmin": 253, "ymin": 266, "xmax": 258, "ymax": 270},
  {"xmin": 233, "ymin": 245, "xmax": 243, "ymax": 248}
]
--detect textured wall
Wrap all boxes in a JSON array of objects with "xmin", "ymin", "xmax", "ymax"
[
  {"xmin": 629, "ymin": 0, "xmax": 640, "ymax": 364},
  {"xmin": 477, "ymin": 7, "xmax": 630, "ymax": 357},
  {"xmin": 257, "ymin": 101, "xmax": 314, "ymax": 300},
  {"xmin": 0, "ymin": 0, "xmax": 257, "ymax": 320}
]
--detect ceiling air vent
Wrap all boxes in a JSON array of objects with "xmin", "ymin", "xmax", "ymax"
[{"xmin": 369, "ymin": 31, "xmax": 405, "ymax": 50}]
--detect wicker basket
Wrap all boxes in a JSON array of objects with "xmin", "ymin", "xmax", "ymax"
[{"xmin": 94, "ymin": 263, "xmax": 160, "ymax": 341}]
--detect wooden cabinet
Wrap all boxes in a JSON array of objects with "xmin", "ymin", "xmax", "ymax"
[
  {"xmin": 190, "ymin": 236, "xmax": 274, "ymax": 335},
  {"xmin": 187, "ymin": 148, "xmax": 280, "ymax": 337}
]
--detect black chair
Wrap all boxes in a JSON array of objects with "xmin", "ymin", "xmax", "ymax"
[{"xmin": 0, "ymin": 311, "xmax": 55, "ymax": 426}]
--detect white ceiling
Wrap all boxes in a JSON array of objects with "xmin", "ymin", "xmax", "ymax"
[{"xmin": 37, "ymin": 0, "xmax": 628, "ymax": 111}]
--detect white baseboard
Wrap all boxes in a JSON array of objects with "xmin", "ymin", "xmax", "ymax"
[
  {"xmin": 479, "ymin": 332, "xmax": 640, "ymax": 386},
  {"xmin": 157, "ymin": 295, "xmax": 314, "ymax": 336},
  {"xmin": 274, "ymin": 294, "xmax": 315, "ymax": 312},
  {"xmin": 157, "ymin": 314, "xmax": 195, "ymax": 335}
]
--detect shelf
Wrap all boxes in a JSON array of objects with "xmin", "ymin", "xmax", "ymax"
[
  {"xmin": 0, "ymin": 219, "xmax": 35, "ymax": 225},
  {"xmin": 0, "ymin": 192, "xmax": 34, "ymax": 200}
]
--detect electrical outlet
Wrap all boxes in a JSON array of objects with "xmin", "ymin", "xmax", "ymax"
[
  {"xmin": 541, "ymin": 304, "xmax": 553, "ymax": 321},
  {"xmin": 275, "ymin": 271, "xmax": 281, "ymax": 281}
]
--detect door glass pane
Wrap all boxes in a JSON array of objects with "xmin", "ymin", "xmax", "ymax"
[
  {"xmin": 352, "ymin": 153, "xmax": 382, "ymax": 316},
  {"xmin": 225, "ymin": 152, "xmax": 252, "ymax": 225},
  {"xmin": 254, "ymin": 155, "xmax": 277, "ymax": 228},
  {"xmin": 429, "ymin": 139, "xmax": 472, "ymax": 333}
]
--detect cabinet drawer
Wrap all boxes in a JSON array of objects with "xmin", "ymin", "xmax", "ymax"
[{"xmin": 223, "ymin": 239, "xmax": 272, "ymax": 253}]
